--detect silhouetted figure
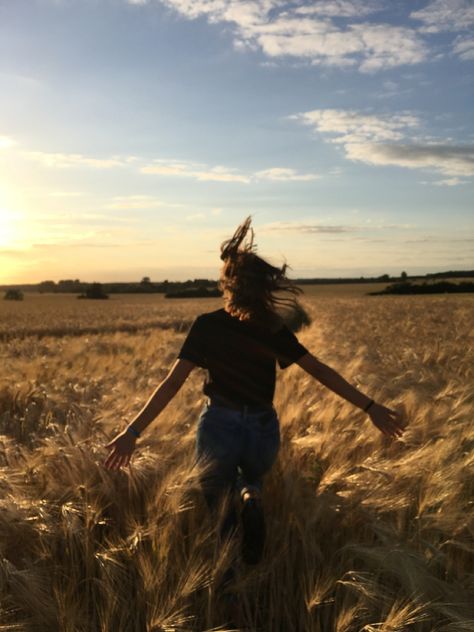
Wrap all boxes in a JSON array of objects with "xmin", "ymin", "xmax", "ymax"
[{"xmin": 104, "ymin": 215, "xmax": 405, "ymax": 586}]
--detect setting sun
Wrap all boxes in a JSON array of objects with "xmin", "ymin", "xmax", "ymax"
[{"xmin": 0, "ymin": 207, "xmax": 21, "ymax": 248}]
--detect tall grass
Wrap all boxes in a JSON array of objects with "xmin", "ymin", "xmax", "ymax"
[{"xmin": 0, "ymin": 295, "xmax": 473, "ymax": 631}]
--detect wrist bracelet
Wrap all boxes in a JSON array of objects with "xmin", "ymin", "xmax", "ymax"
[
  {"xmin": 126, "ymin": 426, "xmax": 140, "ymax": 438},
  {"xmin": 363, "ymin": 399, "xmax": 375, "ymax": 413}
]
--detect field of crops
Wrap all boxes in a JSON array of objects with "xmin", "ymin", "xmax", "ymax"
[{"xmin": 1, "ymin": 290, "xmax": 473, "ymax": 631}]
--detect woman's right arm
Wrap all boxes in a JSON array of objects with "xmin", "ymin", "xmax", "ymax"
[
  {"xmin": 103, "ymin": 358, "xmax": 196, "ymax": 470},
  {"xmin": 296, "ymin": 352, "xmax": 405, "ymax": 438}
]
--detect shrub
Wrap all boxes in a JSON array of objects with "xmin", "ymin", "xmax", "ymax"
[
  {"xmin": 4, "ymin": 289, "xmax": 24, "ymax": 301},
  {"xmin": 77, "ymin": 283, "xmax": 109, "ymax": 300}
]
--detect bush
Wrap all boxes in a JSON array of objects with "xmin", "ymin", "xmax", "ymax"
[
  {"xmin": 77, "ymin": 283, "xmax": 109, "ymax": 300},
  {"xmin": 4, "ymin": 289, "xmax": 24, "ymax": 301},
  {"xmin": 368, "ymin": 281, "xmax": 474, "ymax": 296}
]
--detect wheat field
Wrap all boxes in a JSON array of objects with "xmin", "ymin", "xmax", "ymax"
[{"xmin": 0, "ymin": 292, "xmax": 473, "ymax": 631}]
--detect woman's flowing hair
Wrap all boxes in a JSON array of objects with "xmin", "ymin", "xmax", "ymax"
[{"xmin": 219, "ymin": 215, "xmax": 305, "ymax": 330}]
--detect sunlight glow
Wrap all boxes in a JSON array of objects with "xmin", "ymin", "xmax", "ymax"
[{"xmin": 0, "ymin": 207, "xmax": 21, "ymax": 247}]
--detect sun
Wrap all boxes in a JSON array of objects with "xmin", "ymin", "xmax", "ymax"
[{"xmin": 0, "ymin": 207, "xmax": 21, "ymax": 248}]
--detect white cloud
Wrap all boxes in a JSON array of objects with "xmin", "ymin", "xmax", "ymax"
[
  {"xmin": 160, "ymin": 1, "xmax": 428, "ymax": 71},
  {"xmin": 255, "ymin": 167, "xmax": 320, "ymax": 181},
  {"xmin": 430, "ymin": 177, "xmax": 466, "ymax": 186},
  {"xmin": 293, "ymin": 108, "xmax": 419, "ymax": 143},
  {"xmin": 141, "ymin": 158, "xmax": 320, "ymax": 183},
  {"xmin": 105, "ymin": 195, "xmax": 172, "ymax": 209},
  {"xmin": 293, "ymin": 108, "xmax": 474, "ymax": 179},
  {"xmin": 24, "ymin": 151, "xmax": 133, "ymax": 169},
  {"xmin": 0, "ymin": 135, "xmax": 16, "ymax": 150},
  {"xmin": 11, "ymin": 138, "xmax": 325, "ymax": 185},
  {"xmin": 261, "ymin": 220, "xmax": 355, "ymax": 234},
  {"xmin": 452, "ymin": 35, "xmax": 474, "ymax": 60},
  {"xmin": 345, "ymin": 142, "xmax": 474, "ymax": 177},
  {"xmin": 351, "ymin": 23, "xmax": 427, "ymax": 72},
  {"xmin": 411, "ymin": 0, "xmax": 474, "ymax": 34},
  {"xmin": 294, "ymin": 1, "xmax": 382, "ymax": 18},
  {"xmin": 141, "ymin": 159, "xmax": 251, "ymax": 183}
]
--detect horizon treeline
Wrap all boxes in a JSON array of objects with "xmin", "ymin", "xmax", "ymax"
[{"xmin": 1, "ymin": 270, "xmax": 473, "ymax": 293}]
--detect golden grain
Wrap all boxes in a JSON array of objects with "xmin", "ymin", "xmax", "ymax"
[{"xmin": 0, "ymin": 292, "xmax": 473, "ymax": 631}]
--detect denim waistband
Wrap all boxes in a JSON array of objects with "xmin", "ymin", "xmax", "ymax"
[{"xmin": 206, "ymin": 394, "xmax": 274, "ymax": 414}]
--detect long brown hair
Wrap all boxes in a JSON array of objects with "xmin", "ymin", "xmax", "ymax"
[{"xmin": 219, "ymin": 216, "xmax": 303, "ymax": 331}]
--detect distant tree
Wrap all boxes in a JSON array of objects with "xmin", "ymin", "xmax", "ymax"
[
  {"xmin": 4, "ymin": 289, "xmax": 24, "ymax": 301},
  {"xmin": 38, "ymin": 280, "xmax": 56, "ymax": 293},
  {"xmin": 78, "ymin": 282, "xmax": 109, "ymax": 300},
  {"xmin": 378, "ymin": 274, "xmax": 390, "ymax": 281},
  {"xmin": 401, "ymin": 271, "xmax": 408, "ymax": 281},
  {"xmin": 58, "ymin": 279, "xmax": 84, "ymax": 293},
  {"xmin": 139, "ymin": 276, "xmax": 155, "ymax": 293}
]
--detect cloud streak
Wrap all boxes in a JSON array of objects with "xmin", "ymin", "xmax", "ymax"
[
  {"xmin": 141, "ymin": 159, "xmax": 320, "ymax": 183},
  {"xmin": 293, "ymin": 108, "xmax": 474, "ymax": 179},
  {"xmin": 18, "ymin": 146, "xmax": 318, "ymax": 184},
  {"xmin": 104, "ymin": 195, "xmax": 183, "ymax": 209},
  {"xmin": 410, "ymin": 0, "xmax": 474, "ymax": 34},
  {"xmin": 261, "ymin": 220, "xmax": 355, "ymax": 234},
  {"xmin": 24, "ymin": 151, "xmax": 136, "ymax": 169},
  {"xmin": 141, "ymin": 159, "xmax": 252, "ymax": 183}
]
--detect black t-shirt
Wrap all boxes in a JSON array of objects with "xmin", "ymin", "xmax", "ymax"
[{"xmin": 177, "ymin": 308, "xmax": 309, "ymax": 407}]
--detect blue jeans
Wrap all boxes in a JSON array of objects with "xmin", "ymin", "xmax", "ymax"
[{"xmin": 196, "ymin": 399, "xmax": 281, "ymax": 539}]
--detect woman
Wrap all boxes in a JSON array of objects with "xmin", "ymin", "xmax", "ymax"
[{"xmin": 104, "ymin": 216, "xmax": 405, "ymax": 565}]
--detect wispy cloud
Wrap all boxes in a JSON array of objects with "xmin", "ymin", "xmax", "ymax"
[
  {"xmin": 452, "ymin": 35, "xmax": 474, "ymax": 61},
  {"xmin": 410, "ymin": 0, "xmax": 474, "ymax": 34},
  {"xmin": 410, "ymin": 0, "xmax": 474, "ymax": 60},
  {"xmin": 141, "ymin": 159, "xmax": 319, "ymax": 183},
  {"xmin": 141, "ymin": 159, "xmax": 251, "ymax": 183},
  {"xmin": 294, "ymin": 1, "xmax": 382, "ymax": 19},
  {"xmin": 260, "ymin": 220, "xmax": 355, "ymax": 234},
  {"xmin": 292, "ymin": 108, "xmax": 419, "ymax": 142},
  {"xmin": 292, "ymin": 108, "xmax": 474, "ymax": 179},
  {"xmin": 15, "ymin": 140, "xmax": 322, "ymax": 185},
  {"xmin": 23, "ymin": 151, "xmax": 137, "ymax": 169},
  {"xmin": 104, "ymin": 195, "xmax": 183, "ymax": 209},
  {"xmin": 426, "ymin": 177, "xmax": 467, "ymax": 187},
  {"xmin": 159, "ymin": 1, "xmax": 428, "ymax": 72},
  {"xmin": 255, "ymin": 167, "xmax": 320, "ymax": 181},
  {"xmin": 345, "ymin": 142, "xmax": 474, "ymax": 177}
]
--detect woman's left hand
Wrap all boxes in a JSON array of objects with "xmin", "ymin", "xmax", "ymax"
[
  {"xmin": 103, "ymin": 430, "xmax": 137, "ymax": 470},
  {"xmin": 368, "ymin": 403, "xmax": 406, "ymax": 438}
]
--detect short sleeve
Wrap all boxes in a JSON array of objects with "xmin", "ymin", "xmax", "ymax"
[
  {"xmin": 273, "ymin": 325, "xmax": 309, "ymax": 369},
  {"xmin": 177, "ymin": 316, "xmax": 207, "ymax": 368}
]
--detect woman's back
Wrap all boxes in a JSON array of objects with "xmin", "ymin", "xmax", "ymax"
[{"xmin": 178, "ymin": 307, "xmax": 308, "ymax": 407}]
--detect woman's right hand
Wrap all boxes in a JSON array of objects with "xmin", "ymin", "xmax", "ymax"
[
  {"xmin": 103, "ymin": 429, "xmax": 137, "ymax": 470},
  {"xmin": 368, "ymin": 403, "xmax": 406, "ymax": 438}
]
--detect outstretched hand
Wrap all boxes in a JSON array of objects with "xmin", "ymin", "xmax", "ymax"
[
  {"xmin": 368, "ymin": 403, "xmax": 406, "ymax": 438},
  {"xmin": 103, "ymin": 430, "xmax": 137, "ymax": 470}
]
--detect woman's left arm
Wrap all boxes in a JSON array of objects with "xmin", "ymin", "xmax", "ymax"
[
  {"xmin": 296, "ymin": 352, "xmax": 406, "ymax": 438},
  {"xmin": 103, "ymin": 358, "xmax": 196, "ymax": 470}
]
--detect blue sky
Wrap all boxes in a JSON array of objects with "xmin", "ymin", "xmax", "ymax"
[{"xmin": 0, "ymin": 0, "xmax": 473, "ymax": 283}]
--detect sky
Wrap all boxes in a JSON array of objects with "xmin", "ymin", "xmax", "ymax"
[{"xmin": 0, "ymin": 0, "xmax": 473, "ymax": 283}]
